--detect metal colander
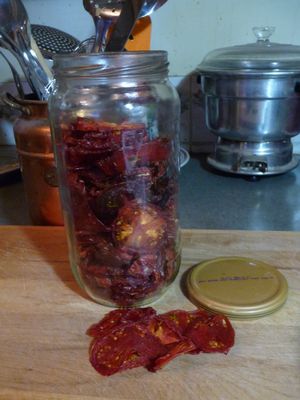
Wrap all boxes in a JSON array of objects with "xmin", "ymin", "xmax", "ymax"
[{"xmin": 31, "ymin": 25, "xmax": 80, "ymax": 59}]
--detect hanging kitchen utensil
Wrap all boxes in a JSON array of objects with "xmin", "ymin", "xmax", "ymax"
[
  {"xmin": 105, "ymin": 0, "xmax": 146, "ymax": 52},
  {"xmin": 139, "ymin": 0, "xmax": 167, "ymax": 18},
  {"xmin": 0, "ymin": 50, "xmax": 25, "ymax": 98},
  {"xmin": 0, "ymin": 0, "xmax": 53, "ymax": 100},
  {"xmin": 83, "ymin": 0, "xmax": 124, "ymax": 52},
  {"xmin": 31, "ymin": 24, "xmax": 80, "ymax": 60},
  {"xmin": 83, "ymin": 0, "xmax": 167, "ymax": 52},
  {"xmin": 76, "ymin": 16, "xmax": 152, "ymax": 53}
]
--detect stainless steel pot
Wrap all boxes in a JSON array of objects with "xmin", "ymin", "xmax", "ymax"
[
  {"xmin": 197, "ymin": 27, "xmax": 300, "ymax": 175},
  {"xmin": 202, "ymin": 75, "xmax": 300, "ymax": 142}
]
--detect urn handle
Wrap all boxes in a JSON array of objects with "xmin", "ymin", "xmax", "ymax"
[{"xmin": 2, "ymin": 93, "xmax": 31, "ymax": 116}]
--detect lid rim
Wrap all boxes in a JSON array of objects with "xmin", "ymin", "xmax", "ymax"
[
  {"xmin": 187, "ymin": 276, "xmax": 287, "ymax": 314},
  {"xmin": 186, "ymin": 256, "xmax": 288, "ymax": 320},
  {"xmin": 188, "ymin": 287, "xmax": 287, "ymax": 311},
  {"xmin": 199, "ymin": 37, "xmax": 300, "ymax": 74},
  {"xmin": 197, "ymin": 68, "xmax": 300, "ymax": 76}
]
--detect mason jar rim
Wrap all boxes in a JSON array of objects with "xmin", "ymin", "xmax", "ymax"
[
  {"xmin": 53, "ymin": 50, "xmax": 167, "ymax": 61},
  {"xmin": 52, "ymin": 51, "xmax": 169, "ymax": 82}
]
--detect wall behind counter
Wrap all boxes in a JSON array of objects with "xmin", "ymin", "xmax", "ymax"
[
  {"xmin": 1, "ymin": 0, "xmax": 300, "ymax": 80},
  {"xmin": 1, "ymin": 0, "xmax": 300, "ymax": 151}
]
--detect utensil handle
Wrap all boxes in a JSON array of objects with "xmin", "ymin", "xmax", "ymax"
[
  {"xmin": 30, "ymin": 37, "xmax": 53, "ymax": 79},
  {"xmin": 16, "ymin": 41, "xmax": 54, "ymax": 100},
  {"xmin": 105, "ymin": 0, "xmax": 146, "ymax": 52},
  {"xmin": 0, "ymin": 50, "xmax": 25, "ymax": 99},
  {"xmin": 92, "ymin": 18, "xmax": 112, "ymax": 53},
  {"xmin": 0, "ymin": 28, "xmax": 53, "ymax": 100}
]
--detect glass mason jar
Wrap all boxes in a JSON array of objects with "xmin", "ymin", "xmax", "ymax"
[{"xmin": 48, "ymin": 51, "xmax": 181, "ymax": 307}]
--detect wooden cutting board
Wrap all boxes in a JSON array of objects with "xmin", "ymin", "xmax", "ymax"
[{"xmin": 0, "ymin": 226, "xmax": 299, "ymax": 400}]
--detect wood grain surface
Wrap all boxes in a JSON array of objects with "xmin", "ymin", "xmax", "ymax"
[{"xmin": 0, "ymin": 226, "xmax": 299, "ymax": 400}]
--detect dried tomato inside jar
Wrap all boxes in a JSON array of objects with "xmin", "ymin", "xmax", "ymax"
[{"xmin": 48, "ymin": 51, "xmax": 181, "ymax": 307}]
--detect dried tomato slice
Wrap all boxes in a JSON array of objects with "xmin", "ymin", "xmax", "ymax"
[
  {"xmin": 158, "ymin": 309, "xmax": 235, "ymax": 354},
  {"xmin": 112, "ymin": 200, "xmax": 167, "ymax": 252},
  {"xmin": 80, "ymin": 237, "xmax": 123, "ymax": 267},
  {"xmin": 185, "ymin": 313, "xmax": 235, "ymax": 354},
  {"xmin": 106, "ymin": 137, "xmax": 171, "ymax": 175},
  {"xmin": 146, "ymin": 316, "xmax": 183, "ymax": 345},
  {"xmin": 67, "ymin": 172, "xmax": 108, "ymax": 233},
  {"xmin": 87, "ymin": 308, "xmax": 235, "ymax": 376},
  {"xmin": 65, "ymin": 118, "xmax": 148, "ymax": 170},
  {"xmin": 110, "ymin": 276, "xmax": 163, "ymax": 306},
  {"xmin": 137, "ymin": 138, "xmax": 171, "ymax": 165},
  {"xmin": 72, "ymin": 117, "xmax": 119, "ymax": 133},
  {"xmin": 148, "ymin": 339, "xmax": 196, "ymax": 372},
  {"xmin": 65, "ymin": 146, "xmax": 111, "ymax": 168},
  {"xmin": 159, "ymin": 310, "xmax": 197, "ymax": 334},
  {"xmin": 89, "ymin": 323, "xmax": 166, "ymax": 376},
  {"xmin": 86, "ymin": 307, "xmax": 156, "ymax": 338},
  {"xmin": 89, "ymin": 185, "xmax": 132, "ymax": 226},
  {"xmin": 127, "ymin": 253, "xmax": 164, "ymax": 279}
]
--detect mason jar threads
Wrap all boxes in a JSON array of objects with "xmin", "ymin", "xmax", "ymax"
[{"xmin": 48, "ymin": 51, "xmax": 181, "ymax": 307}]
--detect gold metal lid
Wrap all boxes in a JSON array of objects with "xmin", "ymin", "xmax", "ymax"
[{"xmin": 186, "ymin": 257, "xmax": 288, "ymax": 319}]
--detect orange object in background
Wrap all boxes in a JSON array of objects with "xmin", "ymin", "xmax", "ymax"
[{"xmin": 125, "ymin": 17, "xmax": 152, "ymax": 51}]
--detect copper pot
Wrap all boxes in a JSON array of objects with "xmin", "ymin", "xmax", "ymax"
[{"xmin": 4, "ymin": 95, "xmax": 63, "ymax": 225}]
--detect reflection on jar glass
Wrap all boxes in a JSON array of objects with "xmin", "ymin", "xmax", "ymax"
[{"xmin": 49, "ymin": 51, "xmax": 181, "ymax": 307}]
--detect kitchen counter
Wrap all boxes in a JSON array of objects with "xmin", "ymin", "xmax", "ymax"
[
  {"xmin": 180, "ymin": 154, "xmax": 300, "ymax": 231},
  {"xmin": 0, "ymin": 226, "xmax": 299, "ymax": 400},
  {"xmin": 1, "ymin": 148, "xmax": 300, "ymax": 230}
]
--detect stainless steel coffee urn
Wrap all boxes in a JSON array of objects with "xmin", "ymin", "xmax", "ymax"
[{"xmin": 198, "ymin": 27, "xmax": 300, "ymax": 176}]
